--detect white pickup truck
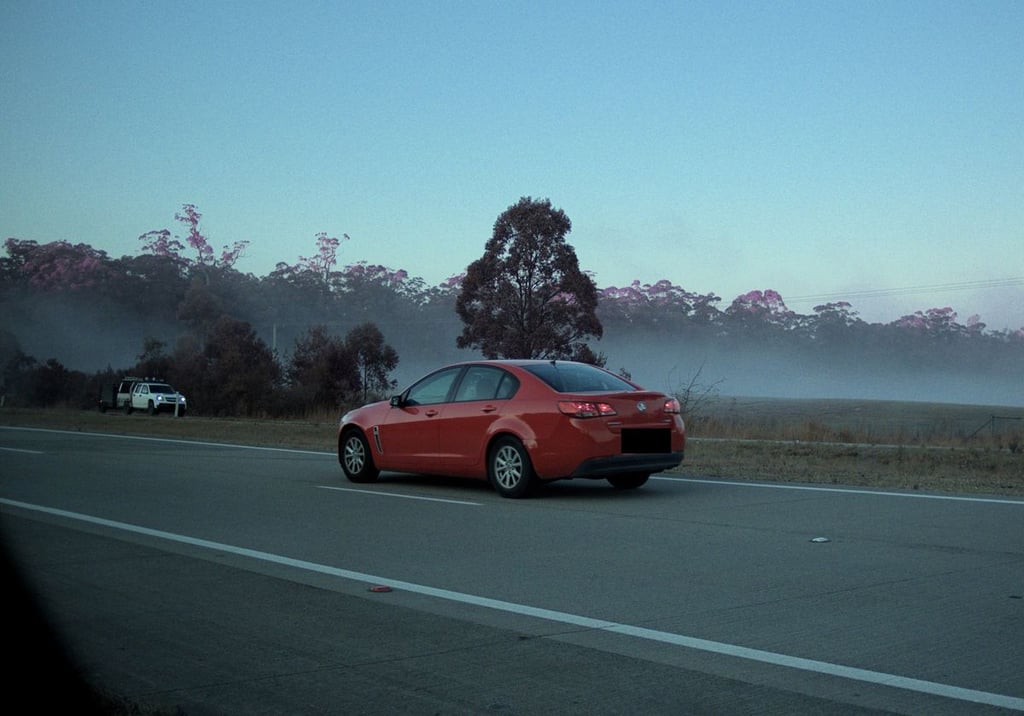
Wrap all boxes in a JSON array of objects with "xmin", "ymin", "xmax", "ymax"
[{"xmin": 124, "ymin": 380, "xmax": 187, "ymax": 416}]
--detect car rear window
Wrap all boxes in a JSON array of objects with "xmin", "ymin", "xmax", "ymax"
[{"xmin": 524, "ymin": 363, "xmax": 636, "ymax": 393}]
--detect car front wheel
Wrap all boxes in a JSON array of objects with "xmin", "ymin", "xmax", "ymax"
[
  {"xmin": 607, "ymin": 473, "xmax": 649, "ymax": 490},
  {"xmin": 340, "ymin": 430, "xmax": 379, "ymax": 483},
  {"xmin": 488, "ymin": 436, "xmax": 535, "ymax": 498}
]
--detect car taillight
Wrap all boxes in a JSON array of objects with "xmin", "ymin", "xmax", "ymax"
[
  {"xmin": 558, "ymin": 401, "xmax": 617, "ymax": 418},
  {"xmin": 663, "ymin": 398, "xmax": 681, "ymax": 414}
]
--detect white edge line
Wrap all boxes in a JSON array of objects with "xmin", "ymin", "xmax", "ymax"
[
  {"xmin": 0, "ymin": 426, "xmax": 331, "ymax": 456},
  {"xmin": 0, "ymin": 446, "xmax": 45, "ymax": 455},
  {"xmin": 656, "ymin": 475, "xmax": 1024, "ymax": 506},
  {"xmin": 2, "ymin": 497, "xmax": 1021, "ymax": 712},
  {"xmin": 318, "ymin": 485, "xmax": 481, "ymax": 506}
]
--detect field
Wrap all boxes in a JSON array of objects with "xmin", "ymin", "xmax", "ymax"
[{"xmin": 1, "ymin": 398, "xmax": 1022, "ymax": 497}]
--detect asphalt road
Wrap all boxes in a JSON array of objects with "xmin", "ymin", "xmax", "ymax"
[{"xmin": 1, "ymin": 425, "xmax": 1022, "ymax": 715}]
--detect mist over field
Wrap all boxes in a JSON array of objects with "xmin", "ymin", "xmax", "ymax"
[
  {"xmin": 594, "ymin": 334, "xmax": 1022, "ymax": 408},
  {"xmin": 4, "ymin": 294, "xmax": 179, "ymax": 373},
  {"xmin": 8, "ymin": 298, "xmax": 1020, "ymax": 409},
  {"xmin": 304, "ymin": 313, "xmax": 1022, "ymax": 407},
  {"xmin": 2, "ymin": 232, "xmax": 1021, "ymax": 411}
]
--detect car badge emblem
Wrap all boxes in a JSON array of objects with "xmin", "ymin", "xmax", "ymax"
[{"xmin": 637, "ymin": 401, "xmax": 647, "ymax": 413}]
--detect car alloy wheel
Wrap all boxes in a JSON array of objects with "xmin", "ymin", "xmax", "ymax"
[
  {"xmin": 341, "ymin": 430, "xmax": 379, "ymax": 483},
  {"xmin": 489, "ymin": 436, "xmax": 535, "ymax": 498}
]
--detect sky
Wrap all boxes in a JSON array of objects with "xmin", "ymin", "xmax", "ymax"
[{"xmin": 2, "ymin": 0, "xmax": 1022, "ymax": 329}]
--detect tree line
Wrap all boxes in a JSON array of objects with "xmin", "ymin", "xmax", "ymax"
[{"xmin": 2, "ymin": 200, "xmax": 1022, "ymax": 414}]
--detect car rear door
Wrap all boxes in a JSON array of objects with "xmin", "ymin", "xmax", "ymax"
[{"xmin": 438, "ymin": 365, "xmax": 519, "ymax": 471}]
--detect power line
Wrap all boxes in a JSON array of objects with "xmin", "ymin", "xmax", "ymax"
[{"xmin": 786, "ymin": 277, "xmax": 1024, "ymax": 304}]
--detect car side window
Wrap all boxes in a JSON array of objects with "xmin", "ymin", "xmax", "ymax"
[
  {"xmin": 405, "ymin": 367, "xmax": 461, "ymax": 406},
  {"xmin": 495, "ymin": 372, "xmax": 519, "ymax": 399},
  {"xmin": 454, "ymin": 366, "xmax": 518, "ymax": 402}
]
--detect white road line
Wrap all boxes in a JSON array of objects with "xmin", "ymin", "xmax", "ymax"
[
  {"xmin": 9, "ymin": 426, "xmax": 1021, "ymax": 507},
  {"xmin": 3, "ymin": 497, "xmax": 1021, "ymax": 712},
  {"xmin": 318, "ymin": 485, "xmax": 481, "ymax": 506},
  {"xmin": 0, "ymin": 426, "xmax": 330, "ymax": 455},
  {"xmin": 0, "ymin": 446, "xmax": 45, "ymax": 455},
  {"xmin": 658, "ymin": 475, "xmax": 1024, "ymax": 505}
]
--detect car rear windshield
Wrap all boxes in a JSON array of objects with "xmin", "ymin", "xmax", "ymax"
[{"xmin": 524, "ymin": 363, "xmax": 636, "ymax": 393}]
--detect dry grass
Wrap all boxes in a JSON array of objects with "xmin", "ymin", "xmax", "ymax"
[
  {"xmin": 2, "ymin": 400, "xmax": 1022, "ymax": 497},
  {"xmin": 685, "ymin": 396, "xmax": 1023, "ymax": 496},
  {"xmin": 686, "ymin": 439, "xmax": 1023, "ymax": 496}
]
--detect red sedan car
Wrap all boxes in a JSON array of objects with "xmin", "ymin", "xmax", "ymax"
[{"xmin": 338, "ymin": 359, "xmax": 685, "ymax": 497}]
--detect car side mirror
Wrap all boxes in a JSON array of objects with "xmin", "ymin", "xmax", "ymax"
[{"xmin": 389, "ymin": 395, "xmax": 404, "ymax": 408}]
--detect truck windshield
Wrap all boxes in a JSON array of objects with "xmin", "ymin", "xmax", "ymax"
[{"xmin": 149, "ymin": 384, "xmax": 175, "ymax": 394}]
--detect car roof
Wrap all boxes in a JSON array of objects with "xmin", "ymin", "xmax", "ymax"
[{"xmin": 449, "ymin": 359, "xmax": 590, "ymax": 368}]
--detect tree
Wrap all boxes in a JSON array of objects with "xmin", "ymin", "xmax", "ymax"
[
  {"xmin": 297, "ymin": 232, "xmax": 348, "ymax": 285},
  {"xmin": 1, "ymin": 238, "xmax": 115, "ymax": 291},
  {"xmin": 139, "ymin": 204, "xmax": 249, "ymax": 271},
  {"xmin": 177, "ymin": 280, "xmax": 225, "ymax": 340},
  {"xmin": 2, "ymin": 349, "xmax": 37, "ymax": 405},
  {"xmin": 179, "ymin": 316, "xmax": 280, "ymax": 415},
  {"xmin": 133, "ymin": 338, "xmax": 172, "ymax": 379},
  {"xmin": 456, "ymin": 197, "xmax": 603, "ymax": 362},
  {"xmin": 288, "ymin": 326, "xmax": 359, "ymax": 408},
  {"xmin": 345, "ymin": 322, "xmax": 398, "ymax": 402}
]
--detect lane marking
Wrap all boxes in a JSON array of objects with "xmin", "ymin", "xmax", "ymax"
[
  {"xmin": 0, "ymin": 446, "xmax": 45, "ymax": 455},
  {"xmin": 6, "ymin": 426, "xmax": 1022, "ymax": 506},
  {"xmin": 657, "ymin": 475, "xmax": 1024, "ymax": 506},
  {"xmin": 318, "ymin": 485, "xmax": 481, "ymax": 506},
  {"xmin": 2, "ymin": 497, "xmax": 1021, "ymax": 711},
  {"xmin": 0, "ymin": 426, "xmax": 329, "ymax": 456}
]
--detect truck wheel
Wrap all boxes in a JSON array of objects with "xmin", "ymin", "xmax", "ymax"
[
  {"xmin": 147, "ymin": 401, "xmax": 157, "ymax": 416},
  {"xmin": 124, "ymin": 402, "xmax": 133, "ymax": 415}
]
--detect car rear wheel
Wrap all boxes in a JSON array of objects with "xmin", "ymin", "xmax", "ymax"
[
  {"xmin": 340, "ymin": 430, "xmax": 379, "ymax": 483},
  {"xmin": 488, "ymin": 436, "xmax": 535, "ymax": 498},
  {"xmin": 607, "ymin": 473, "xmax": 649, "ymax": 490}
]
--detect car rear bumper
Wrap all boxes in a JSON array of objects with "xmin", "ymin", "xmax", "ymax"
[{"xmin": 567, "ymin": 451, "xmax": 684, "ymax": 479}]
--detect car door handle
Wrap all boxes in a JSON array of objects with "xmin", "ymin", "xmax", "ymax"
[
  {"xmin": 425, "ymin": 409, "xmax": 439, "ymax": 417},
  {"xmin": 480, "ymin": 405, "xmax": 497, "ymax": 413}
]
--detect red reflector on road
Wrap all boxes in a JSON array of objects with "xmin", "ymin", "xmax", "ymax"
[{"xmin": 368, "ymin": 585, "xmax": 393, "ymax": 593}]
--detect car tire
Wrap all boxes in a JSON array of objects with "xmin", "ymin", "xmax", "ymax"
[
  {"xmin": 607, "ymin": 473, "xmax": 649, "ymax": 490},
  {"xmin": 488, "ymin": 436, "xmax": 535, "ymax": 499},
  {"xmin": 124, "ymin": 402, "xmax": 133, "ymax": 415},
  {"xmin": 340, "ymin": 429, "xmax": 379, "ymax": 483},
  {"xmin": 147, "ymin": 401, "xmax": 157, "ymax": 416}
]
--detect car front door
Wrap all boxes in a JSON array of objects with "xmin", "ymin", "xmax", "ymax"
[{"xmin": 380, "ymin": 366, "xmax": 462, "ymax": 472}]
